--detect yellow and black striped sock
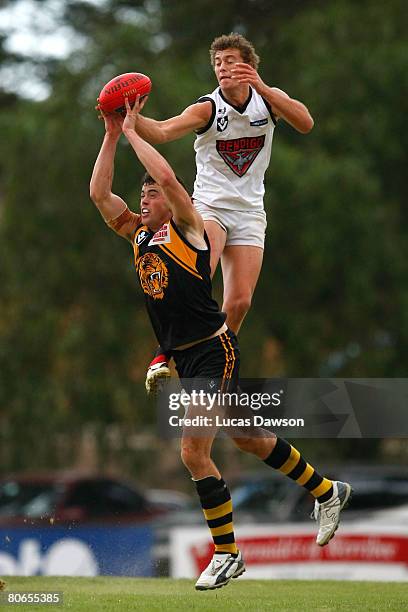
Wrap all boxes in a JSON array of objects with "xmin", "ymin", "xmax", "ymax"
[
  {"xmin": 264, "ymin": 437, "xmax": 333, "ymax": 503},
  {"xmin": 195, "ymin": 476, "xmax": 238, "ymax": 555}
]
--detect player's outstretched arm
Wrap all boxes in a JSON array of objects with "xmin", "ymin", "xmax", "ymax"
[
  {"xmin": 123, "ymin": 96, "xmax": 203, "ymax": 235},
  {"xmin": 134, "ymin": 101, "xmax": 212, "ymax": 144},
  {"xmin": 231, "ymin": 63, "xmax": 314, "ymax": 134},
  {"xmin": 90, "ymin": 111, "xmax": 140, "ymax": 240}
]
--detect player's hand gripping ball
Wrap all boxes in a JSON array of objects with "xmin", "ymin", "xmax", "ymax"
[{"xmin": 98, "ymin": 72, "xmax": 151, "ymax": 114}]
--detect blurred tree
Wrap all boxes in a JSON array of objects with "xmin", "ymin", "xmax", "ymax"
[{"xmin": 253, "ymin": 0, "xmax": 408, "ymax": 378}]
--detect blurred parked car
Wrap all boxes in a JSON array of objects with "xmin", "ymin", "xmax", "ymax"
[
  {"xmin": 145, "ymin": 489, "xmax": 191, "ymax": 513},
  {"xmin": 0, "ymin": 472, "xmax": 179, "ymax": 525},
  {"xmin": 229, "ymin": 463, "xmax": 408, "ymax": 524},
  {"xmin": 154, "ymin": 464, "xmax": 408, "ymax": 529}
]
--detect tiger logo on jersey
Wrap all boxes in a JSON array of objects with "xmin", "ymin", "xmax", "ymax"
[{"xmin": 138, "ymin": 253, "xmax": 169, "ymax": 300}]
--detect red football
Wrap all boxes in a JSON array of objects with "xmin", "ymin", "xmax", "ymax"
[{"xmin": 98, "ymin": 72, "xmax": 152, "ymax": 114}]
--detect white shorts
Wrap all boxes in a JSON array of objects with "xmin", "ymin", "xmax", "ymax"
[{"xmin": 193, "ymin": 200, "xmax": 267, "ymax": 248}]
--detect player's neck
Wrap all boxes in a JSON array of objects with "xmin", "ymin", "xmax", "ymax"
[
  {"xmin": 220, "ymin": 84, "xmax": 250, "ymax": 109},
  {"xmin": 148, "ymin": 215, "xmax": 172, "ymax": 233}
]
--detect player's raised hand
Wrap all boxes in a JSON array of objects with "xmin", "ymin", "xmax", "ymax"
[
  {"xmin": 96, "ymin": 102, "xmax": 124, "ymax": 136},
  {"xmin": 231, "ymin": 62, "xmax": 265, "ymax": 92},
  {"xmin": 122, "ymin": 94, "xmax": 148, "ymax": 132}
]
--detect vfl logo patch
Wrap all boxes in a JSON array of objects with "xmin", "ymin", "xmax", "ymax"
[
  {"xmin": 216, "ymin": 135, "xmax": 265, "ymax": 177},
  {"xmin": 136, "ymin": 230, "xmax": 149, "ymax": 245},
  {"xmin": 148, "ymin": 223, "xmax": 171, "ymax": 246},
  {"xmin": 217, "ymin": 115, "xmax": 229, "ymax": 132},
  {"xmin": 138, "ymin": 252, "xmax": 169, "ymax": 300},
  {"xmin": 250, "ymin": 118, "xmax": 268, "ymax": 127}
]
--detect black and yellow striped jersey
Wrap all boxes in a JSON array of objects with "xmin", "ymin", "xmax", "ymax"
[{"xmin": 133, "ymin": 218, "xmax": 226, "ymax": 351}]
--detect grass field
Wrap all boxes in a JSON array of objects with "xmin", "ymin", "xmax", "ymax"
[{"xmin": 1, "ymin": 577, "xmax": 408, "ymax": 611}]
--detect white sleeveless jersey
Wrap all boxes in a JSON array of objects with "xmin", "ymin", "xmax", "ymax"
[{"xmin": 193, "ymin": 86, "xmax": 276, "ymax": 211}]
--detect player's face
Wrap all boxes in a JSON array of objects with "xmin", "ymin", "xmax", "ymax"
[
  {"xmin": 214, "ymin": 48, "xmax": 245, "ymax": 90},
  {"xmin": 140, "ymin": 183, "xmax": 171, "ymax": 230}
]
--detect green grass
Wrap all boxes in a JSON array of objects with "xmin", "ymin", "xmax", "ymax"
[{"xmin": 1, "ymin": 577, "xmax": 408, "ymax": 611}]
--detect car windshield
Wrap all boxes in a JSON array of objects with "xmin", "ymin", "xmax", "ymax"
[{"xmin": 0, "ymin": 481, "xmax": 61, "ymax": 518}]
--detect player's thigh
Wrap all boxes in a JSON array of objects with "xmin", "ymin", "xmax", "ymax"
[
  {"xmin": 221, "ymin": 245, "xmax": 264, "ymax": 302},
  {"xmin": 204, "ymin": 220, "xmax": 227, "ymax": 277}
]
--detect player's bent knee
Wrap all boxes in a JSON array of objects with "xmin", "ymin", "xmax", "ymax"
[{"xmin": 180, "ymin": 444, "xmax": 210, "ymax": 472}]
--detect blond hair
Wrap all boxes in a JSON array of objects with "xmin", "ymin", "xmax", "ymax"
[{"xmin": 210, "ymin": 33, "xmax": 260, "ymax": 70}]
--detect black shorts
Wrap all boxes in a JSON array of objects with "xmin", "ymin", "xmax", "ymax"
[{"xmin": 172, "ymin": 329, "xmax": 240, "ymax": 393}]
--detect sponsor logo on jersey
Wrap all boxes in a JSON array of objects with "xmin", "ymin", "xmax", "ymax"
[
  {"xmin": 216, "ymin": 135, "xmax": 265, "ymax": 177},
  {"xmin": 148, "ymin": 223, "xmax": 171, "ymax": 246},
  {"xmin": 138, "ymin": 252, "xmax": 169, "ymax": 300},
  {"xmin": 136, "ymin": 230, "xmax": 149, "ymax": 245},
  {"xmin": 250, "ymin": 118, "xmax": 268, "ymax": 127}
]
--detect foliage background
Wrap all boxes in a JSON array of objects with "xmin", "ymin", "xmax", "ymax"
[{"xmin": 0, "ymin": 0, "xmax": 407, "ymax": 483}]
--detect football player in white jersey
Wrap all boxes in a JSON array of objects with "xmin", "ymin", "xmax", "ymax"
[{"xmin": 134, "ymin": 33, "xmax": 314, "ymax": 393}]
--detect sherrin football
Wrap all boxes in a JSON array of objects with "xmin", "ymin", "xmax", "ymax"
[{"xmin": 98, "ymin": 72, "xmax": 152, "ymax": 114}]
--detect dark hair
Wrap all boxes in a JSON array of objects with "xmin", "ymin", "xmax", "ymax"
[
  {"xmin": 141, "ymin": 172, "xmax": 189, "ymax": 193},
  {"xmin": 210, "ymin": 33, "xmax": 260, "ymax": 70}
]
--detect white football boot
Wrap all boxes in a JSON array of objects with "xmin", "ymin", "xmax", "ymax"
[
  {"xmin": 312, "ymin": 480, "xmax": 352, "ymax": 546},
  {"xmin": 195, "ymin": 550, "xmax": 245, "ymax": 591}
]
